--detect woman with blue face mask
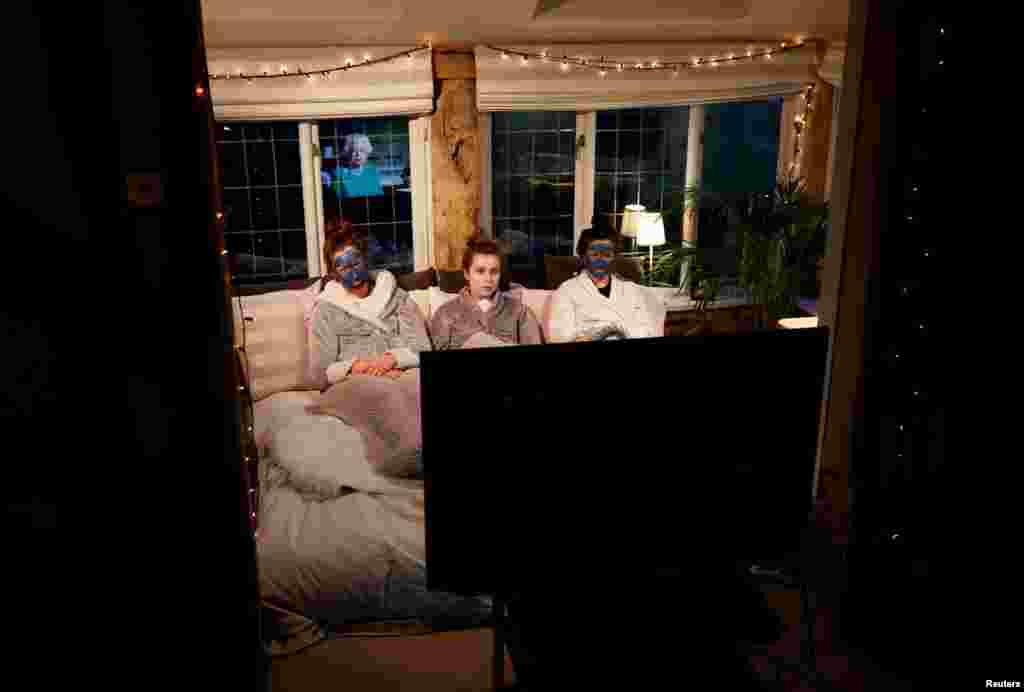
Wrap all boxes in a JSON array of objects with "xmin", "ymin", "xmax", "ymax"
[
  {"xmin": 308, "ymin": 222, "xmax": 431, "ymax": 389},
  {"xmin": 547, "ymin": 221, "xmax": 665, "ymax": 343}
]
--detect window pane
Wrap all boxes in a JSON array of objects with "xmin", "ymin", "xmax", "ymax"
[
  {"xmin": 492, "ymin": 113, "xmax": 512, "ymax": 133},
  {"xmin": 252, "ymin": 232, "xmax": 282, "ymax": 275},
  {"xmin": 344, "ymin": 196, "xmax": 369, "ymax": 225},
  {"xmin": 395, "ymin": 222, "xmax": 414, "ymax": 273},
  {"xmin": 594, "ymin": 106, "xmax": 690, "ymax": 228},
  {"xmin": 217, "ymin": 122, "xmax": 242, "ymax": 142},
  {"xmin": 218, "ymin": 143, "xmax": 247, "ymax": 187},
  {"xmin": 618, "ymin": 132, "xmax": 641, "ymax": 171},
  {"xmin": 221, "ymin": 121, "xmax": 308, "ymax": 287},
  {"xmin": 318, "ymin": 121, "xmax": 336, "ymax": 139},
  {"xmin": 493, "ymin": 131, "xmax": 509, "ymax": 172},
  {"xmin": 620, "ymin": 108, "xmax": 643, "ymax": 130},
  {"xmin": 222, "ymin": 189, "xmax": 251, "ymax": 232},
  {"xmin": 275, "ymin": 142, "xmax": 301, "ymax": 186},
  {"xmin": 506, "ymin": 177, "xmax": 529, "ymax": 218},
  {"xmin": 534, "ymin": 134, "xmax": 558, "ymax": 172},
  {"xmin": 595, "ymin": 174, "xmax": 615, "ymax": 214},
  {"xmin": 250, "ymin": 189, "xmax": 279, "ymax": 230},
  {"xmin": 395, "ymin": 189, "xmax": 412, "ymax": 222},
  {"xmin": 369, "ymin": 192, "xmax": 395, "ymax": 224},
  {"xmin": 595, "ymin": 132, "xmax": 617, "ymax": 173},
  {"xmin": 510, "ymin": 133, "xmax": 532, "ymax": 174},
  {"xmin": 244, "ymin": 124, "xmax": 274, "ymax": 142},
  {"xmin": 702, "ymin": 98, "xmax": 783, "ymax": 197},
  {"xmin": 273, "ymin": 123, "xmax": 298, "ymax": 141},
  {"xmin": 246, "ymin": 142, "xmax": 275, "ymax": 186},
  {"xmin": 528, "ymin": 111, "xmax": 555, "ymax": 130},
  {"xmin": 491, "ymin": 111, "xmax": 576, "ymax": 283},
  {"xmin": 226, "ymin": 234, "xmax": 253, "ymax": 277},
  {"xmin": 280, "ymin": 236, "xmax": 306, "ymax": 266},
  {"xmin": 641, "ymin": 129, "xmax": 667, "ymax": 171},
  {"xmin": 507, "ymin": 112, "xmax": 530, "ymax": 131},
  {"xmin": 278, "ymin": 187, "xmax": 304, "ymax": 229},
  {"xmin": 596, "ymin": 110, "xmax": 618, "ymax": 131},
  {"xmin": 492, "ymin": 179, "xmax": 508, "ymax": 219}
]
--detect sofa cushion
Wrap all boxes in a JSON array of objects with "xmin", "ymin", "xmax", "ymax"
[
  {"xmin": 396, "ymin": 267, "xmax": 437, "ymax": 292},
  {"xmin": 515, "ymin": 288, "xmax": 556, "ymax": 343},
  {"xmin": 542, "ymin": 255, "xmax": 580, "ymax": 290},
  {"xmin": 428, "ymin": 286, "xmax": 460, "ymax": 317},
  {"xmin": 232, "ymin": 288, "xmax": 317, "ymax": 402},
  {"xmin": 436, "ymin": 269, "xmax": 466, "ymax": 294},
  {"xmin": 408, "ymin": 288, "xmax": 431, "ymax": 322}
]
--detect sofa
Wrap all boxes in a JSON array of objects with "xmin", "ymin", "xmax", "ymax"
[{"xmin": 232, "ymin": 268, "xmax": 610, "ymax": 654}]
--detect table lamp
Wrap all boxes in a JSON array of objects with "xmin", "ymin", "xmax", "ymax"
[
  {"xmin": 620, "ymin": 203, "xmax": 646, "ymax": 251},
  {"xmin": 636, "ymin": 212, "xmax": 666, "ymax": 285}
]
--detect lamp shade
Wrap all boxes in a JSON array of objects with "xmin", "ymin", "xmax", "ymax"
[
  {"xmin": 620, "ymin": 204, "xmax": 647, "ymax": 238},
  {"xmin": 636, "ymin": 213, "xmax": 666, "ymax": 247}
]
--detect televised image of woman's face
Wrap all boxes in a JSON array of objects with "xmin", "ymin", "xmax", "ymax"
[{"xmin": 342, "ymin": 134, "xmax": 372, "ymax": 170}]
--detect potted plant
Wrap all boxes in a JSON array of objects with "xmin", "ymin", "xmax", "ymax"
[{"xmin": 731, "ymin": 176, "xmax": 829, "ymax": 329}]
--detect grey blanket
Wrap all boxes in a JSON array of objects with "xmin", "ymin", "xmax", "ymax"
[{"xmin": 306, "ymin": 370, "xmax": 423, "ymax": 479}]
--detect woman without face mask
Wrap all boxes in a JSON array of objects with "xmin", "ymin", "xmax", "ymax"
[{"xmin": 465, "ymin": 253, "xmax": 501, "ymax": 311}]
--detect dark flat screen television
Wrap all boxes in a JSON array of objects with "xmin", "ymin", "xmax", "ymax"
[{"xmin": 421, "ymin": 327, "xmax": 829, "ymax": 598}]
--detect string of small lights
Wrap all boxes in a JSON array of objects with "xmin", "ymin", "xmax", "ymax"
[
  {"xmin": 865, "ymin": 18, "xmax": 949, "ymax": 551},
  {"xmin": 234, "ymin": 292, "xmax": 260, "ymax": 540},
  {"xmin": 214, "ymin": 211, "xmax": 260, "ymax": 541},
  {"xmin": 789, "ymin": 81, "xmax": 817, "ymax": 178},
  {"xmin": 207, "ymin": 45, "xmax": 430, "ymax": 84},
  {"xmin": 484, "ymin": 39, "xmax": 811, "ymax": 77}
]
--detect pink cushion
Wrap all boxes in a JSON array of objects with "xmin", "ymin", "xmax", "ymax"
[{"xmin": 517, "ymin": 289, "xmax": 555, "ymax": 343}]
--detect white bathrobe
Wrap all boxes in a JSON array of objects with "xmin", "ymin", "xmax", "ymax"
[{"xmin": 548, "ymin": 273, "xmax": 666, "ymax": 343}]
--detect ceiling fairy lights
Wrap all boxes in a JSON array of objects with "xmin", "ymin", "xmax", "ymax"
[
  {"xmin": 208, "ymin": 45, "xmax": 430, "ymax": 84},
  {"xmin": 485, "ymin": 39, "xmax": 810, "ymax": 75}
]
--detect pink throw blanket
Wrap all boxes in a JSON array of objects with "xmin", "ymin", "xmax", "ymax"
[{"xmin": 305, "ymin": 370, "xmax": 422, "ymax": 478}]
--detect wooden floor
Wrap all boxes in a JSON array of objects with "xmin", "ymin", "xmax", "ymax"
[
  {"xmin": 270, "ymin": 629, "xmax": 517, "ymax": 692},
  {"xmin": 269, "ymin": 587, "xmax": 924, "ymax": 692}
]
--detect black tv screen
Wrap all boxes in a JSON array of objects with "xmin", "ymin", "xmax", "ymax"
[{"xmin": 421, "ymin": 327, "xmax": 829, "ymax": 597}]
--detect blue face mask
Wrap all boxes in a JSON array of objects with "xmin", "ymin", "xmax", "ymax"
[
  {"xmin": 586, "ymin": 242, "xmax": 614, "ymax": 280},
  {"xmin": 335, "ymin": 249, "xmax": 369, "ymax": 289}
]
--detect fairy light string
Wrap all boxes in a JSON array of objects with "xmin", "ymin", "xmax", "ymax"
[
  {"xmin": 486, "ymin": 39, "xmax": 810, "ymax": 73},
  {"xmin": 208, "ymin": 45, "xmax": 430, "ymax": 83}
]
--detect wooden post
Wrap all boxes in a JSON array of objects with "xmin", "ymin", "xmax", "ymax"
[{"xmin": 431, "ymin": 50, "xmax": 480, "ymax": 271}]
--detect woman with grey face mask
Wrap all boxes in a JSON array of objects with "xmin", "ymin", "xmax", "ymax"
[
  {"xmin": 307, "ymin": 221, "xmax": 431, "ymax": 390},
  {"xmin": 547, "ymin": 222, "xmax": 665, "ymax": 343}
]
